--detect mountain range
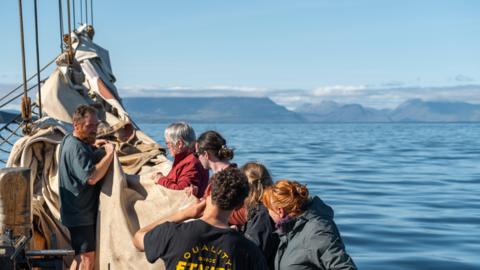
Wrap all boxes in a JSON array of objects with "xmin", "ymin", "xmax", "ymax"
[
  {"xmin": 122, "ymin": 97, "xmax": 303, "ymax": 123},
  {"xmin": 122, "ymin": 97, "xmax": 480, "ymax": 123},
  {"xmin": 297, "ymin": 99, "xmax": 480, "ymax": 122},
  {"xmin": 1, "ymin": 96, "xmax": 479, "ymax": 123}
]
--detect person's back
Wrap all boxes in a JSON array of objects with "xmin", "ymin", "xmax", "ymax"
[
  {"xmin": 134, "ymin": 168, "xmax": 268, "ymax": 270},
  {"xmin": 263, "ymin": 180, "xmax": 356, "ymax": 270},
  {"xmin": 144, "ymin": 219, "xmax": 264, "ymax": 269}
]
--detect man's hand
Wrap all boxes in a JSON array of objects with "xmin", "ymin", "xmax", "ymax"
[
  {"xmin": 184, "ymin": 185, "xmax": 199, "ymax": 197},
  {"xmin": 94, "ymin": 139, "xmax": 108, "ymax": 148},
  {"xmin": 149, "ymin": 171, "xmax": 163, "ymax": 182},
  {"xmin": 104, "ymin": 143, "xmax": 115, "ymax": 154}
]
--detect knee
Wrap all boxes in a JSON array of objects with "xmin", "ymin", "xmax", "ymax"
[{"xmin": 81, "ymin": 252, "xmax": 95, "ymax": 268}]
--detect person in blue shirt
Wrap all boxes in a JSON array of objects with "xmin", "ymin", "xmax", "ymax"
[{"xmin": 59, "ymin": 105, "xmax": 115, "ymax": 270}]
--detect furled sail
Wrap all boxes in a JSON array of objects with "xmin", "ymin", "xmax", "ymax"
[{"xmin": 5, "ymin": 24, "xmax": 194, "ymax": 269}]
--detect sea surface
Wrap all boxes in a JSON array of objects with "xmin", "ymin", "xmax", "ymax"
[
  {"xmin": 145, "ymin": 123, "xmax": 480, "ymax": 270},
  {"xmin": 2, "ymin": 123, "xmax": 479, "ymax": 269}
]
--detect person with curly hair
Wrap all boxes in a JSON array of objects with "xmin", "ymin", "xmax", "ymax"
[
  {"xmin": 133, "ymin": 168, "xmax": 268, "ymax": 270},
  {"xmin": 262, "ymin": 180, "xmax": 357, "ymax": 270}
]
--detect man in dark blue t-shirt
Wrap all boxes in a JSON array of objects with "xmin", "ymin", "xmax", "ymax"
[
  {"xmin": 133, "ymin": 168, "xmax": 268, "ymax": 270},
  {"xmin": 59, "ymin": 105, "xmax": 115, "ymax": 270}
]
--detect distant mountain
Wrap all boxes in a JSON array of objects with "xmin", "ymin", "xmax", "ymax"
[
  {"xmin": 123, "ymin": 97, "xmax": 304, "ymax": 123},
  {"xmin": 295, "ymin": 101, "xmax": 391, "ymax": 122},
  {"xmin": 389, "ymin": 99, "xmax": 480, "ymax": 122},
  {"xmin": 294, "ymin": 99, "xmax": 480, "ymax": 122}
]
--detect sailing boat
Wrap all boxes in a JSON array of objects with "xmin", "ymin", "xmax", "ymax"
[{"xmin": 0, "ymin": 1, "xmax": 193, "ymax": 269}]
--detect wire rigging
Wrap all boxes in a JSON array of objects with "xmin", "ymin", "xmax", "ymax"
[
  {"xmin": 85, "ymin": 0, "xmax": 88, "ymax": 25},
  {"xmin": 73, "ymin": 0, "xmax": 76, "ymax": 27},
  {"xmin": 33, "ymin": 0, "xmax": 43, "ymax": 117},
  {"xmin": 58, "ymin": 0, "xmax": 64, "ymax": 52},
  {"xmin": 90, "ymin": 0, "xmax": 94, "ymax": 26}
]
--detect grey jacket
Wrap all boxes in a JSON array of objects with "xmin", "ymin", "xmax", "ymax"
[{"xmin": 275, "ymin": 196, "xmax": 357, "ymax": 270}]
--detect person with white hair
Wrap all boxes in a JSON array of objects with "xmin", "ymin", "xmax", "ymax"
[{"xmin": 154, "ymin": 122, "xmax": 209, "ymax": 197}]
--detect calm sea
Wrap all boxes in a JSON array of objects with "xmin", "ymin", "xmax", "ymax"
[
  {"xmin": 146, "ymin": 123, "xmax": 480, "ymax": 270},
  {"xmin": 2, "ymin": 123, "xmax": 479, "ymax": 269}
]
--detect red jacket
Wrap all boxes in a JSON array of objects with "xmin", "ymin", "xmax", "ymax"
[{"xmin": 157, "ymin": 150, "xmax": 209, "ymax": 197}]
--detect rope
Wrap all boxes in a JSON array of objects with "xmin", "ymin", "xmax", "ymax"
[
  {"xmin": 0, "ymin": 124, "xmax": 22, "ymax": 147},
  {"xmin": 3, "ymin": 126, "xmax": 22, "ymax": 137},
  {"xmin": 85, "ymin": 0, "xmax": 88, "ymax": 24},
  {"xmin": 0, "ymin": 115, "xmax": 23, "ymax": 134},
  {"xmin": 34, "ymin": 0, "xmax": 43, "ymax": 118},
  {"xmin": 58, "ymin": 0, "xmax": 64, "ymax": 52},
  {"xmin": 80, "ymin": 0, "xmax": 83, "ymax": 24},
  {"xmin": 73, "ymin": 0, "xmax": 76, "ymax": 27},
  {"xmin": 0, "ymin": 57, "xmax": 55, "ymax": 104},
  {"xmin": 17, "ymin": 0, "xmax": 30, "ymax": 122},
  {"xmin": 66, "ymin": 0, "xmax": 73, "ymax": 64},
  {"xmin": 90, "ymin": 0, "xmax": 94, "ymax": 26},
  {"xmin": 0, "ymin": 80, "xmax": 44, "ymax": 109}
]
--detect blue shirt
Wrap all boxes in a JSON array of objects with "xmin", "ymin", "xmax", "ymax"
[{"xmin": 59, "ymin": 134, "xmax": 100, "ymax": 227}]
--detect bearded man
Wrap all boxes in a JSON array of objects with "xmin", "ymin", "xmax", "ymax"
[{"xmin": 59, "ymin": 104, "xmax": 115, "ymax": 270}]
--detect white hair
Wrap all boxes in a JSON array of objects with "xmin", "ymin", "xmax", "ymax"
[{"xmin": 164, "ymin": 122, "xmax": 196, "ymax": 146}]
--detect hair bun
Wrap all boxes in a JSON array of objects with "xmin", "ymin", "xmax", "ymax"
[
  {"xmin": 294, "ymin": 183, "xmax": 309, "ymax": 199},
  {"xmin": 217, "ymin": 145, "xmax": 234, "ymax": 160}
]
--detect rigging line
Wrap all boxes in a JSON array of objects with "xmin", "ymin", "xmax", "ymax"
[
  {"xmin": 58, "ymin": 0, "xmax": 64, "ymax": 52},
  {"xmin": 0, "ymin": 81, "xmax": 44, "ymax": 109},
  {"xmin": 4, "ymin": 126, "xmax": 22, "ymax": 137},
  {"xmin": 17, "ymin": 0, "xmax": 28, "ymax": 104},
  {"xmin": 90, "ymin": 0, "xmax": 93, "ymax": 26},
  {"xmin": 0, "ymin": 57, "xmax": 56, "ymax": 104},
  {"xmin": 0, "ymin": 148, "xmax": 12, "ymax": 154},
  {"xmin": 0, "ymin": 124, "xmax": 22, "ymax": 147},
  {"xmin": 80, "ymin": 0, "xmax": 83, "ymax": 24},
  {"xmin": 73, "ymin": 0, "xmax": 76, "ymax": 27},
  {"xmin": 67, "ymin": 0, "xmax": 73, "ymax": 64},
  {"xmin": 0, "ymin": 115, "xmax": 23, "ymax": 134},
  {"xmin": 34, "ymin": 0, "xmax": 43, "ymax": 118},
  {"xmin": 85, "ymin": 0, "xmax": 88, "ymax": 25}
]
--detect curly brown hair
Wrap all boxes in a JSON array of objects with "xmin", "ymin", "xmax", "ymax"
[{"xmin": 210, "ymin": 168, "xmax": 249, "ymax": 211}]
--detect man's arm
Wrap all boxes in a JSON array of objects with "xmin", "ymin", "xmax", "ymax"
[
  {"xmin": 87, "ymin": 143, "xmax": 115, "ymax": 185},
  {"xmin": 133, "ymin": 199, "xmax": 206, "ymax": 251},
  {"xmin": 157, "ymin": 162, "xmax": 201, "ymax": 190}
]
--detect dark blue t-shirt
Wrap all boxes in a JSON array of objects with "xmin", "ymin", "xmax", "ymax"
[{"xmin": 59, "ymin": 134, "xmax": 100, "ymax": 227}]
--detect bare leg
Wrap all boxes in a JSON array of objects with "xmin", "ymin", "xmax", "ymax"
[{"xmin": 69, "ymin": 251, "xmax": 95, "ymax": 270}]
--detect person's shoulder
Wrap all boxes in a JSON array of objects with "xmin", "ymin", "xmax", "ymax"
[
  {"xmin": 177, "ymin": 152, "xmax": 199, "ymax": 167},
  {"xmin": 176, "ymin": 219, "xmax": 210, "ymax": 233},
  {"xmin": 231, "ymin": 230, "xmax": 260, "ymax": 248},
  {"xmin": 61, "ymin": 134, "xmax": 78, "ymax": 152}
]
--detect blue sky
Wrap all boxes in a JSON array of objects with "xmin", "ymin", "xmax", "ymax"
[{"xmin": 1, "ymin": 0, "xmax": 479, "ymax": 108}]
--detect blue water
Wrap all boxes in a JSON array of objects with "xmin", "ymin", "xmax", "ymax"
[
  {"xmin": 2, "ymin": 123, "xmax": 479, "ymax": 269},
  {"xmin": 145, "ymin": 123, "xmax": 480, "ymax": 270}
]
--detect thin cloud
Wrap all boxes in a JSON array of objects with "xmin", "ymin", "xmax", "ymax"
[
  {"xmin": 118, "ymin": 84, "xmax": 480, "ymax": 110},
  {"xmin": 455, "ymin": 74, "xmax": 474, "ymax": 82}
]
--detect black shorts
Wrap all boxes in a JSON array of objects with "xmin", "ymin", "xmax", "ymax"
[{"xmin": 67, "ymin": 225, "xmax": 96, "ymax": 255}]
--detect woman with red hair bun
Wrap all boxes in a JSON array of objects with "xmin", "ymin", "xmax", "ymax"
[{"xmin": 263, "ymin": 180, "xmax": 357, "ymax": 270}]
